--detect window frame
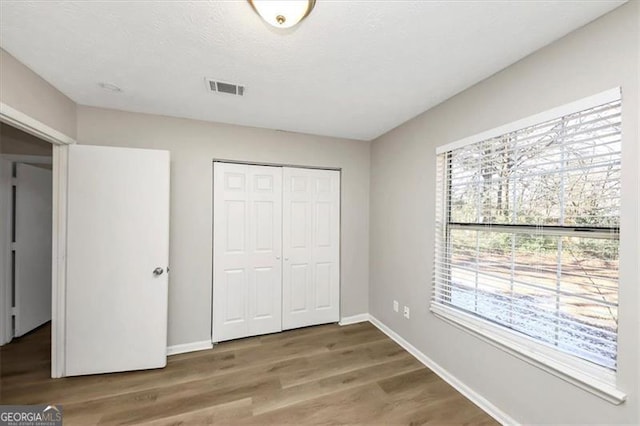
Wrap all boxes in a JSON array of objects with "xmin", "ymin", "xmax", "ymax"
[{"xmin": 431, "ymin": 88, "xmax": 626, "ymax": 404}]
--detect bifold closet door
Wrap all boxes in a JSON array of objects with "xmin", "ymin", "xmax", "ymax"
[
  {"xmin": 282, "ymin": 168, "xmax": 340, "ymax": 330},
  {"xmin": 213, "ymin": 163, "xmax": 283, "ymax": 342}
]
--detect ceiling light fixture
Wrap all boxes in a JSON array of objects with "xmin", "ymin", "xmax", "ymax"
[{"xmin": 248, "ymin": 0, "xmax": 316, "ymax": 29}]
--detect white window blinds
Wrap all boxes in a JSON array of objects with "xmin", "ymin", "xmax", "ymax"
[{"xmin": 432, "ymin": 91, "xmax": 622, "ymax": 371}]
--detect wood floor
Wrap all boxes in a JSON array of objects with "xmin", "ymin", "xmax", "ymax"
[{"xmin": 0, "ymin": 321, "xmax": 497, "ymax": 425}]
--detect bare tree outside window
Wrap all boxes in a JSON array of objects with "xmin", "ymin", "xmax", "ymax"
[{"xmin": 434, "ymin": 99, "xmax": 621, "ymax": 370}]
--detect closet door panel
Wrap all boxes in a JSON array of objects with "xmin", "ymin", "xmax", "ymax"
[
  {"xmin": 283, "ymin": 168, "xmax": 340, "ymax": 330},
  {"xmin": 290, "ymin": 263, "xmax": 309, "ymax": 312},
  {"xmin": 247, "ymin": 167, "xmax": 283, "ymax": 336},
  {"xmin": 213, "ymin": 163, "xmax": 282, "ymax": 342}
]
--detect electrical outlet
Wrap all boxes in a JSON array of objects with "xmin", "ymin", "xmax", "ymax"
[
  {"xmin": 403, "ymin": 306, "xmax": 410, "ymax": 319},
  {"xmin": 393, "ymin": 300, "xmax": 399, "ymax": 312}
]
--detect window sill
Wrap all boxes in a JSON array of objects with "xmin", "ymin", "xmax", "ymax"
[{"xmin": 430, "ymin": 304, "xmax": 627, "ymax": 405}]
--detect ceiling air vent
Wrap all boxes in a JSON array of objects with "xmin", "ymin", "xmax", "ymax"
[{"xmin": 205, "ymin": 78, "xmax": 245, "ymax": 96}]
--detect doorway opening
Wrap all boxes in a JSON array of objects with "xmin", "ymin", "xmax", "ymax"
[{"xmin": 0, "ymin": 122, "xmax": 54, "ymax": 381}]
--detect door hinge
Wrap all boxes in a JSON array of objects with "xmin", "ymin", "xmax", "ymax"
[
  {"xmin": 11, "ymin": 307, "xmax": 17, "ymax": 316},
  {"xmin": 11, "ymin": 177, "xmax": 17, "ymax": 186},
  {"xmin": 10, "ymin": 242, "xmax": 17, "ymax": 251}
]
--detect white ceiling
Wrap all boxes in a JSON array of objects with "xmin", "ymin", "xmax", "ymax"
[{"xmin": 0, "ymin": 1, "xmax": 625, "ymax": 141}]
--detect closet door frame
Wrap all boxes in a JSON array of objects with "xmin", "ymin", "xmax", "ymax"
[{"xmin": 211, "ymin": 160, "xmax": 341, "ymax": 344}]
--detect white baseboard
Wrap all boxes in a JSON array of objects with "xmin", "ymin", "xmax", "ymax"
[
  {"xmin": 368, "ymin": 315, "xmax": 517, "ymax": 426},
  {"xmin": 167, "ymin": 340, "xmax": 213, "ymax": 356},
  {"xmin": 339, "ymin": 313, "xmax": 370, "ymax": 326}
]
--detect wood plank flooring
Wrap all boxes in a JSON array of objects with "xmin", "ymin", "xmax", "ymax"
[{"xmin": 0, "ymin": 322, "xmax": 498, "ymax": 425}]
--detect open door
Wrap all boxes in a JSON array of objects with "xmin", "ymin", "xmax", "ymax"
[
  {"xmin": 14, "ymin": 163, "xmax": 53, "ymax": 337},
  {"xmin": 65, "ymin": 145, "xmax": 170, "ymax": 376}
]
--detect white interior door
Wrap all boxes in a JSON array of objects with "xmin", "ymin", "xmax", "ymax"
[
  {"xmin": 14, "ymin": 163, "xmax": 52, "ymax": 337},
  {"xmin": 282, "ymin": 167, "xmax": 340, "ymax": 330},
  {"xmin": 213, "ymin": 162, "xmax": 282, "ymax": 342},
  {"xmin": 65, "ymin": 145, "xmax": 170, "ymax": 376}
]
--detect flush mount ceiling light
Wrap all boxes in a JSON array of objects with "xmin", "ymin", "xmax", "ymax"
[{"xmin": 248, "ymin": 0, "xmax": 316, "ymax": 29}]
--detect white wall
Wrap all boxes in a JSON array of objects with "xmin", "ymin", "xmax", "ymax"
[
  {"xmin": 0, "ymin": 48, "xmax": 76, "ymax": 139},
  {"xmin": 0, "ymin": 123, "xmax": 53, "ymax": 156},
  {"xmin": 369, "ymin": 2, "xmax": 638, "ymax": 424},
  {"xmin": 76, "ymin": 106, "xmax": 370, "ymax": 347}
]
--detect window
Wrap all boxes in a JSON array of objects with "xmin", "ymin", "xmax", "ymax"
[{"xmin": 432, "ymin": 90, "xmax": 622, "ymax": 394}]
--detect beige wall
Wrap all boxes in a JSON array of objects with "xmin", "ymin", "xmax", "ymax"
[
  {"xmin": 0, "ymin": 48, "xmax": 76, "ymax": 139},
  {"xmin": 369, "ymin": 2, "xmax": 638, "ymax": 424},
  {"xmin": 0, "ymin": 123, "xmax": 52, "ymax": 156},
  {"xmin": 76, "ymin": 106, "xmax": 371, "ymax": 347}
]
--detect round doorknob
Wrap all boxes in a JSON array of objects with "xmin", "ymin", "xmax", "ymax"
[{"xmin": 153, "ymin": 267, "xmax": 164, "ymax": 276}]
